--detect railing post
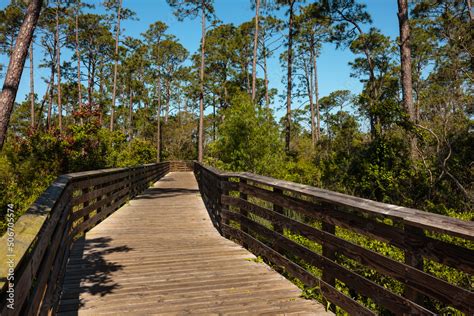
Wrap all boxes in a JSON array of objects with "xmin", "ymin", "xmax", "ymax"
[
  {"xmin": 322, "ymin": 220, "xmax": 336, "ymax": 312},
  {"xmin": 404, "ymin": 224, "xmax": 424, "ymax": 305},
  {"xmin": 272, "ymin": 188, "xmax": 284, "ymax": 234},
  {"xmin": 82, "ymin": 187, "xmax": 90, "ymax": 233},
  {"xmin": 239, "ymin": 178, "xmax": 249, "ymax": 248},
  {"xmin": 239, "ymin": 178, "xmax": 248, "ymax": 221},
  {"xmin": 217, "ymin": 175, "xmax": 228, "ymax": 235},
  {"xmin": 129, "ymin": 167, "xmax": 135, "ymax": 198}
]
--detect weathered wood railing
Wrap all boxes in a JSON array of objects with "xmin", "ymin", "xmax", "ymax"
[
  {"xmin": 0, "ymin": 161, "xmax": 192, "ymax": 315},
  {"xmin": 194, "ymin": 162, "xmax": 474, "ymax": 315}
]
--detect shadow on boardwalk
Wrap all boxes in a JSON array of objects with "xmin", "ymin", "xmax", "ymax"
[
  {"xmin": 133, "ymin": 187, "xmax": 199, "ymax": 200},
  {"xmin": 57, "ymin": 237, "xmax": 132, "ymax": 313}
]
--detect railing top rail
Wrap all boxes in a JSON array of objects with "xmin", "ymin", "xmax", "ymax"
[
  {"xmin": 64, "ymin": 163, "xmax": 164, "ymax": 181},
  {"xmin": 196, "ymin": 163, "xmax": 474, "ymax": 241},
  {"xmin": 195, "ymin": 162, "xmax": 239, "ymax": 178}
]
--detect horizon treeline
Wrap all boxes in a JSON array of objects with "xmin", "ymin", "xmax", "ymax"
[{"xmin": 0, "ymin": 0, "xmax": 472, "ymax": 242}]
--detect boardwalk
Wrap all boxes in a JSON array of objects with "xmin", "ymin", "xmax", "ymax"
[{"xmin": 57, "ymin": 172, "xmax": 328, "ymax": 315}]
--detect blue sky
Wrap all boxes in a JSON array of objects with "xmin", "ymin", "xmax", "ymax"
[{"xmin": 1, "ymin": 0, "xmax": 400, "ymax": 120}]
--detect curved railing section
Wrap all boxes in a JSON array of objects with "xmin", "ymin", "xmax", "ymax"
[
  {"xmin": 194, "ymin": 162, "xmax": 474, "ymax": 315},
  {"xmin": 0, "ymin": 161, "xmax": 193, "ymax": 315}
]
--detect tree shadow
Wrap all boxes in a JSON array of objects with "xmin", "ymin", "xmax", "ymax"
[
  {"xmin": 56, "ymin": 236, "xmax": 132, "ymax": 314},
  {"xmin": 133, "ymin": 187, "xmax": 199, "ymax": 200}
]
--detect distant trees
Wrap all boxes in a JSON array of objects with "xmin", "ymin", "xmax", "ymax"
[{"xmin": 167, "ymin": 0, "xmax": 216, "ymax": 162}]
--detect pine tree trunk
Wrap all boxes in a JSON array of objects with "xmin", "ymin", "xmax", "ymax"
[
  {"xmin": 312, "ymin": 46, "xmax": 320, "ymax": 143},
  {"xmin": 263, "ymin": 43, "xmax": 269, "ymax": 107},
  {"xmin": 91, "ymin": 60, "xmax": 96, "ymax": 107},
  {"xmin": 285, "ymin": 1, "xmax": 295, "ymax": 152},
  {"xmin": 55, "ymin": 2, "xmax": 62, "ymax": 132},
  {"xmin": 129, "ymin": 90, "xmax": 133, "ymax": 138},
  {"xmin": 251, "ymin": 0, "xmax": 260, "ymax": 101},
  {"xmin": 198, "ymin": 0, "xmax": 206, "ymax": 162},
  {"xmin": 0, "ymin": 0, "xmax": 42, "ymax": 149},
  {"xmin": 306, "ymin": 50, "xmax": 315, "ymax": 148},
  {"xmin": 37, "ymin": 81, "xmax": 50, "ymax": 128},
  {"xmin": 76, "ymin": 0, "xmax": 83, "ymax": 125},
  {"xmin": 30, "ymin": 42, "xmax": 35, "ymax": 129},
  {"xmin": 165, "ymin": 77, "xmax": 170, "ymax": 123},
  {"xmin": 110, "ymin": 0, "xmax": 123, "ymax": 131},
  {"xmin": 397, "ymin": 0, "xmax": 416, "ymax": 158},
  {"xmin": 87, "ymin": 56, "xmax": 92, "ymax": 108},
  {"xmin": 212, "ymin": 99, "xmax": 216, "ymax": 141},
  {"xmin": 48, "ymin": 59, "xmax": 55, "ymax": 131},
  {"xmin": 99, "ymin": 60, "xmax": 105, "ymax": 125},
  {"xmin": 156, "ymin": 77, "xmax": 162, "ymax": 162}
]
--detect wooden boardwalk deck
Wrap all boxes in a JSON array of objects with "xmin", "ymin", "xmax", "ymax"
[{"xmin": 57, "ymin": 172, "xmax": 328, "ymax": 315}]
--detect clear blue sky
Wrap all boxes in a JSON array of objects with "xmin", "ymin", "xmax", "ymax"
[{"xmin": 1, "ymin": 0, "xmax": 399, "ymax": 120}]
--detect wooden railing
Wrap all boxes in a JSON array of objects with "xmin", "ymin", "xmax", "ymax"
[
  {"xmin": 194, "ymin": 162, "xmax": 474, "ymax": 315},
  {"xmin": 0, "ymin": 161, "xmax": 194, "ymax": 315}
]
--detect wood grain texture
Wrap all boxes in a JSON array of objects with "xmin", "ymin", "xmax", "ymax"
[
  {"xmin": 236, "ymin": 172, "xmax": 474, "ymax": 241},
  {"xmin": 57, "ymin": 172, "xmax": 328, "ymax": 315}
]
